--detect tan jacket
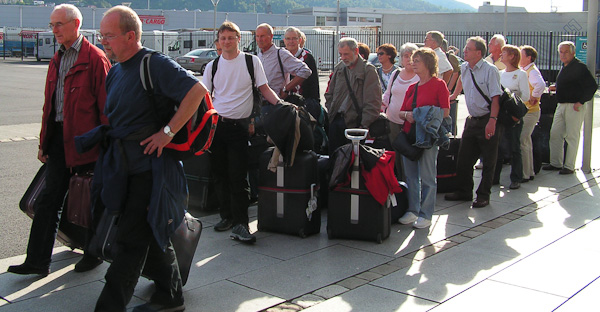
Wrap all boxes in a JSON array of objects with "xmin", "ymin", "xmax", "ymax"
[{"xmin": 325, "ymin": 59, "xmax": 382, "ymax": 128}]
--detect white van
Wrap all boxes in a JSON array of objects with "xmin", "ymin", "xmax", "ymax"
[
  {"xmin": 140, "ymin": 30, "xmax": 179, "ymax": 58},
  {"xmin": 35, "ymin": 29, "xmax": 100, "ymax": 61}
]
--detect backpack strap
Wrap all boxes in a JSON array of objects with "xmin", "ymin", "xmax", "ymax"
[
  {"xmin": 210, "ymin": 55, "xmax": 220, "ymax": 93},
  {"xmin": 140, "ymin": 51, "xmax": 163, "ymax": 123},
  {"xmin": 245, "ymin": 53, "xmax": 255, "ymax": 87}
]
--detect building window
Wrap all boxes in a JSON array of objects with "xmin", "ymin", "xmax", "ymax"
[
  {"xmin": 184, "ymin": 40, "xmax": 192, "ymax": 49},
  {"xmin": 349, "ymin": 16, "xmax": 357, "ymax": 22},
  {"xmin": 376, "ymin": 18, "xmax": 382, "ymax": 23},
  {"xmin": 316, "ymin": 16, "xmax": 325, "ymax": 26},
  {"xmin": 359, "ymin": 17, "xmax": 367, "ymax": 22},
  {"xmin": 326, "ymin": 16, "xmax": 337, "ymax": 22},
  {"xmin": 198, "ymin": 40, "xmax": 206, "ymax": 47}
]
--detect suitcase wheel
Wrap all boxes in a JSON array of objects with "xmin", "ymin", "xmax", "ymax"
[
  {"xmin": 298, "ymin": 228, "xmax": 307, "ymax": 238},
  {"xmin": 327, "ymin": 228, "xmax": 333, "ymax": 239},
  {"xmin": 376, "ymin": 233, "xmax": 383, "ymax": 244}
]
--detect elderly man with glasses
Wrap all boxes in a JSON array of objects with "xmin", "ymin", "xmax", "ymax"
[{"xmin": 7, "ymin": 3, "xmax": 111, "ymax": 277}]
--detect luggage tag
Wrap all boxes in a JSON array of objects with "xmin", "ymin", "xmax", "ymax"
[
  {"xmin": 388, "ymin": 193, "xmax": 397, "ymax": 207},
  {"xmin": 306, "ymin": 183, "xmax": 317, "ymax": 221}
]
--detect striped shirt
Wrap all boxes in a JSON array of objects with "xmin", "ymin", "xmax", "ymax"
[{"xmin": 55, "ymin": 34, "xmax": 83, "ymax": 122}]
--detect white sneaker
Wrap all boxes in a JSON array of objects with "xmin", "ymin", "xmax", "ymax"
[
  {"xmin": 413, "ymin": 217, "xmax": 431, "ymax": 229},
  {"xmin": 474, "ymin": 163, "xmax": 483, "ymax": 170},
  {"xmin": 398, "ymin": 212, "xmax": 418, "ymax": 225}
]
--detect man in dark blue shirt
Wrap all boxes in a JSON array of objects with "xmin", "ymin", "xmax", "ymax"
[
  {"xmin": 94, "ymin": 6, "xmax": 208, "ymax": 312},
  {"xmin": 543, "ymin": 41, "xmax": 597, "ymax": 175}
]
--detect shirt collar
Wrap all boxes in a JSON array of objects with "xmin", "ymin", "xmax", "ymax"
[
  {"xmin": 523, "ymin": 63, "xmax": 534, "ymax": 70},
  {"xmin": 59, "ymin": 34, "xmax": 83, "ymax": 54}
]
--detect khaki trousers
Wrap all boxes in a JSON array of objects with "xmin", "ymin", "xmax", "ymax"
[{"xmin": 549, "ymin": 103, "xmax": 586, "ymax": 171}]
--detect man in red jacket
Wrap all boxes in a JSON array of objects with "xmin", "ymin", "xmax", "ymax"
[{"xmin": 7, "ymin": 3, "xmax": 110, "ymax": 277}]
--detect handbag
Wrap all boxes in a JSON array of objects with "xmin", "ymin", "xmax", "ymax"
[
  {"xmin": 343, "ymin": 68, "xmax": 390, "ymax": 138},
  {"xmin": 392, "ymin": 84, "xmax": 424, "ymax": 161},
  {"xmin": 66, "ymin": 172, "xmax": 93, "ymax": 228},
  {"xmin": 88, "ymin": 209, "xmax": 202, "ymax": 286},
  {"xmin": 469, "ymin": 70, "xmax": 528, "ymax": 127}
]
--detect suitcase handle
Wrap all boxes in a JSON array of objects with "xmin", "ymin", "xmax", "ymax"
[{"xmin": 344, "ymin": 129, "xmax": 368, "ymax": 141}]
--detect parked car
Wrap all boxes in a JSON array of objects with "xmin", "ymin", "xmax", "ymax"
[{"xmin": 175, "ymin": 48, "xmax": 218, "ymax": 74}]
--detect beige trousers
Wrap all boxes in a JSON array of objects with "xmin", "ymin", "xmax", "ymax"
[{"xmin": 549, "ymin": 103, "xmax": 586, "ymax": 170}]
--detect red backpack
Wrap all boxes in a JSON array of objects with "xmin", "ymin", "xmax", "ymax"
[{"xmin": 141, "ymin": 52, "xmax": 218, "ymax": 160}]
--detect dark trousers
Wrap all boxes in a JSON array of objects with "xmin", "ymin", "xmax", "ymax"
[
  {"xmin": 25, "ymin": 124, "xmax": 93, "ymax": 268},
  {"xmin": 494, "ymin": 120, "xmax": 523, "ymax": 183},
  {"xmin": 95, "ymin": 171, "xmax": 182, "ymax": 312},
  {"xmin": 328, "ymin": 114, "xmax": 350, "ymax": 155},
  {"xmin": 455, "ymin": 116, "xmax": 504, "ymax": 201},
  {"xmin": 449, "ymin": 100, "xmax": 459, "ymax": 136},
  {"xmin": 210, "ymin": 119, "xmax": 250, "ymax": 226}
]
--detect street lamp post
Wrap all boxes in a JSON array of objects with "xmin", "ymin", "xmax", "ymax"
[{"xmin": 211, "ymin": 0, "xmax": 220, "ymax": 40}]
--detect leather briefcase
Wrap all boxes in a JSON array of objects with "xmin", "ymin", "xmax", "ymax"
[{"xmin": 66, "ymin": 173, "xmax": 93, "ymax": 228}]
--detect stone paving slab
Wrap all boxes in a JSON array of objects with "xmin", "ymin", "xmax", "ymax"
[
  {"xmin": 554, "ymin": 276, "xmax": 600, "ymax": 312},
  {"xmin": 0, "ymin": 281, "xmax": 142, "ymax": 311},
  {"xmin": 229, "ymin": 245, "xmax": 393, "ymax": 300},
  {"xmin": 371, "ymin": 245, "xmax": 514, "ymax": 303},
  {"xmin": 428, "ymin": 279, "xmax": 566, "ymax": 312},
  {"xmin": 182, "ymin": 280, "xmax": 285, "ymax": 312},
  {"xmin": 301, "ymin": 284, "xmax": 437, "ymax": 312}
]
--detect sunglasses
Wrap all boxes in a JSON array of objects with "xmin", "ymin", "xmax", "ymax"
[{"xmin": 378, "ymin": 52, "xmax": 385, "ymax": 56}]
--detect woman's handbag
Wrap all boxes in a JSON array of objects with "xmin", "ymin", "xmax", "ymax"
[{"xmin": 392, "ymin": 84, "xmax": 424, "ymax": 161}]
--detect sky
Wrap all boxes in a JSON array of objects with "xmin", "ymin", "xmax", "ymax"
[{"xmin": 458, "ymin": 0, "xmax": 584, "ymax": 12}]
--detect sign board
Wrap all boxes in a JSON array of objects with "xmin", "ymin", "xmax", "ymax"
[
  {"xmin": 273, "ymin": 34, "xmax": 282, "ymax": 41},
  {"xmin": 138, "ymin": 15, "xmax": 166, "ymax": 25},
  {"xmin": 576, "ymin": 36, "xmax": 587, "ymax": 64}
]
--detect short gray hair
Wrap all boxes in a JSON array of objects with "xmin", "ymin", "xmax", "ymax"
[
  {"xmin": 399, "ymin": 42, "xmax": 418, "ymax": 57},
  {"xmin": 53, "ymin": 4, "xmax": 83, "ymax": 30},
  {"xmin": 468, "ymin": 36, "xmax": 487, "ymax": 57},
  {"xmin": 256, "ymin": 23, "xmax": 273, "ymax": 35},
  {"xmin": 558, "ymin": 41, "xmax": 575, "ymax": 54},
  {"xmin": 338, "ymin": 37, "xmax": 358, "ymax": 50},
  {"xmin": 491, "ymin": 34, "xmax": 506, "ymax": 47},
  {"xmin": 285, "ymin": 26, "xmax": 301, "ymax": 37},
  {"xmin": 426, "ymin": 30, "xmax": 444, "ymax": 47}
]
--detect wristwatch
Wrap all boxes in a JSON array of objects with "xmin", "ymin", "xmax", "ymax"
[
  {"xmin": 282, "ymin": 85, "xmax": 289, "ymax": 93},
  {"xmin": 163, "ymin": 125, "xmax": 175, "ymax": 138}
]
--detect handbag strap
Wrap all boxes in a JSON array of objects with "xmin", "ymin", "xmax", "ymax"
[
  {"xmin": 343, "ymin": 67, "xmax": 363, "ymax": 126},
  {"xmin": 411, "ymin": 83, "xmax": 419, "ymax": 110},
  {"xmin": 469, "ymin": 68, "xmax": 492, "ymax": 105},
  {"xmin": 387, "ymin": 70, "xmax": 401, "ymax": 107}
]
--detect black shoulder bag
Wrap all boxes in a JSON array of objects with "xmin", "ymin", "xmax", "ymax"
[
  {"xmin": 469, "ymin": 69, "xmax": 527, "ymax": 127},
  {"xmin": 343, "ymin": 67, "xmax": 390, "ymax": 138},
  {"xmin": 392, "ymin": 84, "xmax": 424, "ymax": 161}
]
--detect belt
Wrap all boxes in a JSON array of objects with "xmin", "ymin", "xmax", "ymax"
[
  {"xmin": 218, "ymin": 116, "xmax": 246, "ymax": 123},
  {"xmin": 469, "ymin": 114, "xmax": 490, "ymax": 121}
]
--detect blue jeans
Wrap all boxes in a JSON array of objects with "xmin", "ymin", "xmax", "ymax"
[{"xmin": 402, "ymin": 146, "xmax": 439, "ymax": 220}]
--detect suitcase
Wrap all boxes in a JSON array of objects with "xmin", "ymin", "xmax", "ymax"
[
  {"xmin": 19, "ymin": 164, "xmax": 86, "ymax": 250},
  {"xmin": 183, "ymin": 153, "xmax": 218, "ymax": 212},
  {"xmin": 327, "ymin": 129, "xmax": 391, "ymax": 244},
  {"xmin": 89, "ymin": 208, "xmax": 202, "ymax": 286},
  {"xmin": 257, "ymin": 147, "xmax": 321, "ymax": 238},
  {"xmin": 437, "ymin": 137, "xmax": 460, "ymax": 193}
]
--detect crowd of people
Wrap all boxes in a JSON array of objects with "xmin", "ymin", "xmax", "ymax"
[{"xmin": 5, "ymin": 4, "xmax": 598, "ymax": 311}]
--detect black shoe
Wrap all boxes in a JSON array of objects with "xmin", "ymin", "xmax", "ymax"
[
  {"xmin": 444, "ymin": 192, "xmax": 472, "ymax": 201},
  {"xmin": 214, "ymin": 219, "xmax": 233, "ymax": 232},
  {"xmin": 542, "ymin": 164, "xmax": 561, "ymax": 171},
  {"xmin": 249, "ymin": 197, "xmax": 259, "ymax": 205},
  {"xmin": 7, "ymin": 263, "xmax": 49, "ymax": 277},
  {"xmin": 559, "ymin": 168, "xmax": 574, "ymax": 175},
  {"xmin": 472, "ymin": 198, "xmax": 489, "ymax": 208},
  {"xmin": 132, "ymin": 302, "xmax": 185, "ymax": 312},
  {"xmin": 509, "ymin": 181, "xmax": 521, "ymax": 189},
  {"xmin": 230, "ymin": 224, "xmax": 256, "ymax": 244},
  {"xmin": 74, "ymin": 254, "xmax": 103, "ymax": 273}
]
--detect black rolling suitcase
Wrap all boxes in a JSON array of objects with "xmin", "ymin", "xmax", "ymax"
[
  {"xmin": 19, "ymin": 164, "xmax": 86, "ymax": 250},
  {"xmin": 183, "ymin": 153, "xmax": 218, "ymax": 212},
  {"xmin": 327, "ymin": 129, "xmax": 391, "ymax": 244},
  {"xmin": 437, "ymin": 137, "xmax": 460, "ymax": 193},
  {"xmin": 257, "ymin": 147, "xmax": 320, "ymax": 238}
]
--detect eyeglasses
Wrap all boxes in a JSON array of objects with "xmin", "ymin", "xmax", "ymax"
[
  {"xmin": 377, "ymin": 52, "xmax": 385, "ymax": 56},
  {"xmin": 285, "ymin": 37, "xmax": 299, "ymax": 41},
  {"xmin": 97, "ymin": 33, "xmax": 125, "ymax": 42},
  {"xmin": 48, "ymin": 20, "xmax": 74, "ymax": 29},
  {"xmin": 218, "ymin": 36, "xmax": 238, "ymax": 41}
]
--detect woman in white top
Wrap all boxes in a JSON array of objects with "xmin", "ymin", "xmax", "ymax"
[
  {"xmin": 494, "ymin": 44, "xmax": 530, "ymax": 190},
  {"xmin": 382, "ymin": 42, "xmax": 419, "ymax": 177},
  {"xmin": 377, "ymin": 43, "xmax": 400, "ymax": 94},
  {"xmin": 519, "ymin": 45, "xmax": 546, "ymax": 182}
]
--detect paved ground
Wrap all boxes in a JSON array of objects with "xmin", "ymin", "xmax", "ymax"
[{"xmin": 1, "ymin": 58, "xmax": 600, "ymax": 311}]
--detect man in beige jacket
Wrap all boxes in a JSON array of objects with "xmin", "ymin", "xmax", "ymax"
[{"xmin": 325, "ymin": 37, "xmax": 382, "ymax": 153}]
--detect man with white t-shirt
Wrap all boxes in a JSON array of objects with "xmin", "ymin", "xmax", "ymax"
[
  {"xmin": 424, "ymin": 30, "xmax": 453, "ymax": 84},
  {"xmin": 202, "ymin": 21, "xmax": 283, "ymax": 243}
]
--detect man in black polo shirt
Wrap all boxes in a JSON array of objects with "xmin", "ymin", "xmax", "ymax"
[{"xmin": 543, "ymin": 41, "xmax": 597, "ymax": 175}]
